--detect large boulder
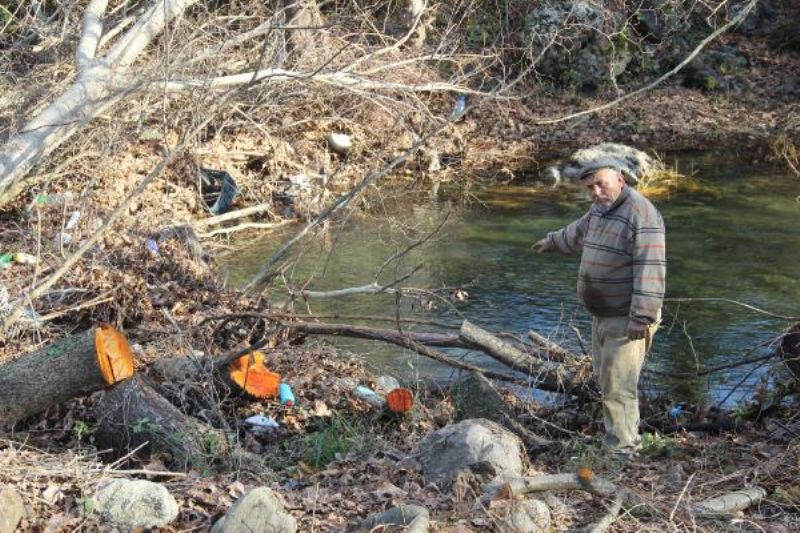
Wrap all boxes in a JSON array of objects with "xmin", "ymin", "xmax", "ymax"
[
  {"xmin": 211, "ymin": 487, "xmax": 297, "ymax": 533},
  {"xmin": 415, "ymin": 419, "xmax": 527, "ymax": 485},
  {"xmin": 94, "ymin": 479, "xmax": 178, "ymax": 531},
  {"xmin": 546, "ymin": 142, "xmax": 662, "ymax": 185}
]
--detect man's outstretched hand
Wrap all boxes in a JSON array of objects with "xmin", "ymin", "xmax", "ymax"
[
  {"xmin": 627, "ymin": 319, "xmax": 648, "ymax": 340},
  {"xmin": 531, "ymin": 238, "xmax": 552, "ymax": 253}
]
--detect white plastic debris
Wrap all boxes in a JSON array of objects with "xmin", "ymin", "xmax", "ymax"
[
  {"xmin": 243, "ymin": 415, "xmax": 280, "ymax": 435},
  {"xmin": 66, "ymin": 210, "xmax": 82, "ymax": 230},
  {"xmin": 327, "ymin": 132, "xmax": 352, "ymax": 155}
]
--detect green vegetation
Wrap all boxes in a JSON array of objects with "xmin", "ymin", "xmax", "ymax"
[
  {"xmin": 301, "ymin": 413, "xmax": 372, "ymax": 469},
  {"xmin": 638, "ymin": 432, "xmax": 677, "ymax": 457}
]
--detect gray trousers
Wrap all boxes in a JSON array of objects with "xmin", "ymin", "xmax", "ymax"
[{"xmin": 591, "ymin": 314, "xmax": 659, "ymax": 450}]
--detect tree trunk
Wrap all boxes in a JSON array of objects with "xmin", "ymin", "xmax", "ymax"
[
  {"xmin": 0, "ymin": 325, "xmax": 134, "ymax": 428},
  {"xmin": 93, "ymin": 374, "xmax": 230, "ymax": 471},
  {"xmin": 460, "ymin": 321, "xmax": 592, "ymax": 396}
]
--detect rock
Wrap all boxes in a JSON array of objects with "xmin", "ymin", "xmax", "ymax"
[
  {"xmin": 359, "ymin": 504, "xmax": 430, "ymax": 533},
  {"xmin": 451, "ymin": 372, "xmax": 511, "ymax": 424},
  {"xmin": 548, "ymin": 142, "xmax": 662, "ymax": 185},
  {"xmin": 212, "ymin": 487, "xmax": 297, "ymax": 533},
  {"xmin": 635, "ymin": 0, "xmax": 687, "ymax": 40},
  {"xmin": 524, "ymin": 1, "xmax": 629, "ymax": 90},
  {"xmin": 0, "ymin": 485, "xmax": 25, "ymax": 533},
  {"xmin": 150, "ymin": 355, "xmax": 201, "ymax": 382},
  {"xmin": 94, "ymin": 479, "xmax": 178, "ymax": 531},
  {"xmin": 500, "ymin": 499, "xmax": 551, "ymax": 533},
  {"xmin": 415, "ymin": 418, "xmax": 526, "ymax": 485},
  {"xmin": 327, "ymin": 132, "xmax": 352, "ymax": 155}
]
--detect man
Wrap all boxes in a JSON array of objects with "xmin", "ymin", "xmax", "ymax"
[{"xmin": 532, "ymin": 157, "xmax": 666, "ymax": 454}]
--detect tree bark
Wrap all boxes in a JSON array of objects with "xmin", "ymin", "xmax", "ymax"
[
  {"xmin": 94, "ymin": 375, "xmax": 230, "ymax": 471},
  {"xmin": 290, "ymin": 321, "xmax": 469, "ymax": 348},
  {"xmin": 690, "ymin": 487, "xmax": 767, "ymax": 516},
  {"xmin": 460, "ymin": 321, "xmax": 592, "ymax": 396},
  {"xmin": 0, "ymin": 325, "xmax": 133, "ymax": 428}
]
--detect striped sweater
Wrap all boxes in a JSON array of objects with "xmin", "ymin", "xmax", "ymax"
[{"xmin": 547, "ymin": 186, "xmax": 666, "ymax": 324}]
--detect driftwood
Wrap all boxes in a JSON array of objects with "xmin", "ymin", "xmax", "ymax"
[
  {"xmin": 0, "ymin": 325, "xmax": 134, "ymax": 428},
  {"xmin": 690, "ymin": 487, "xmax": 767, "ymax": 516},
  {"xmin": 93, "ymin": 375, "xmax": 230, "ymax": 471}
]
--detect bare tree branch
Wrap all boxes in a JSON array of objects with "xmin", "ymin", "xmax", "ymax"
[{"xmin": 76, "ymin": 0, "xmax": 109, "ymax": 71}]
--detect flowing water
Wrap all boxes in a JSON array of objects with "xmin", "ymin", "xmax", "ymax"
[{"xmin": 223, "ymin": 154, "xmax": 800, "ymax": 406}]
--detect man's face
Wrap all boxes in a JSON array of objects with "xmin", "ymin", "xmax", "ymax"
[{"xmin": 584, "ymin": 168, "xmax": 625, "ymax": 207}]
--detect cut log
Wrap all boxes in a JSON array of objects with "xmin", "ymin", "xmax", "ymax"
[
  {"xmin": 460, "ymin": 321, "xmax": 593, "ymax": 396},
  {"xmin": 482, "ymin": 472, "xmax": 644, "ymax": 512},
  {"xmin": 690, "ymin": 487, "xmax": 767, "ymax": 516},
  {"xmin": 93, "ymin": 374, "xmax": 230, "ymax": 471},
  {"xmin": 0, "ymin": 324, "xmax": 134, "ymax": 428}
]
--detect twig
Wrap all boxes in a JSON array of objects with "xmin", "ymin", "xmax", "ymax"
[
  {"xmin": 670, "ymin": 472, "xmax": 696, "ymax": 522},
  {"xmin": 586, "ymin": 490, "xmax": 626, "ymax": 533},
  {"xmin": 192, "ymin": 203, "xmax": 276, "ymax": 228},
  {"xmin": 196, "ymin": 221, "xmax": 293, "ymax": 238}
]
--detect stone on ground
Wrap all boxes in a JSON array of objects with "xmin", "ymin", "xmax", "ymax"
[
  {"xmin": 0, "ymin": 485, "xmax": 26, "ymax": 533},
  {"xmin": 500, "ymin": 498, "xmax": 551, "ymax": 533},
  {"xmin": 359, "ymin": 504, "xmax": 430, "ymax": 533},
  {"xmin": 211, "ymin": 487, "xmax": 297, "ymax": 533},
  {"xmin": 415, "ymin": 418, "xmax": 527, "ymax": 485},
  {"xmin": 94, "ymin": 479, "xmax": 178, "ymax": 531}
]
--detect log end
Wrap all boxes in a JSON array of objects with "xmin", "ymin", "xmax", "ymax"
[
  {"xmin": 95, "ymin": 324, "xmax": 134, "ymax": 384},
  {"xmin": 229, "ymin": 351, "xmax": 280, "ymax": 398}
]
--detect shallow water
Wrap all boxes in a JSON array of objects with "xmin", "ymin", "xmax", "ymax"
[{"xmin": 223, "ymin": 154, "xmax": 800, "ymax": 406}]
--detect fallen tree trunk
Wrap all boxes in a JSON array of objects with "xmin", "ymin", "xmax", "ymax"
[
  {"xmin": 284, "ymin": 319, "xmax": 594, "ymax": 396},
  {"xmin": 460, "ymin": 321, "xmax": 592, "ymax": 396},
  {"xmin": 93, "ymin": 374, "xmax": 230, "ymax": 471},
  {"xmin": 288, "ymin": 321, "xmax": 470, "ymax": 348},
  {"xmin": 0, "ymin": 325, "xmax": 134, "ymax": 428},
  {"xmin": 284, "ymin": 321, "xmax": 538, "ymax": 387}
]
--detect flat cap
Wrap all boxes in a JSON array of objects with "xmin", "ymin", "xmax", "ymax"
[{"xmin": 577, "ymin": 156, "xmax": 626, "ymax": 180}]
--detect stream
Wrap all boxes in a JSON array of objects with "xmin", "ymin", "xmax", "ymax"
[{"xmin": 223, "ymin": 153, "xmax": 800, "ymax": 407}]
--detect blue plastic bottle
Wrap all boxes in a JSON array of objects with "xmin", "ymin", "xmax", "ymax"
[{"xmin": 279, "ymin": 383, "xmax": 295, "ymax": 406}]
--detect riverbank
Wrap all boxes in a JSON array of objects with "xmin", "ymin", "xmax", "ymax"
[{"xmin": 1, "ymin": 1, "xmax": 799, "ymax": 529}]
